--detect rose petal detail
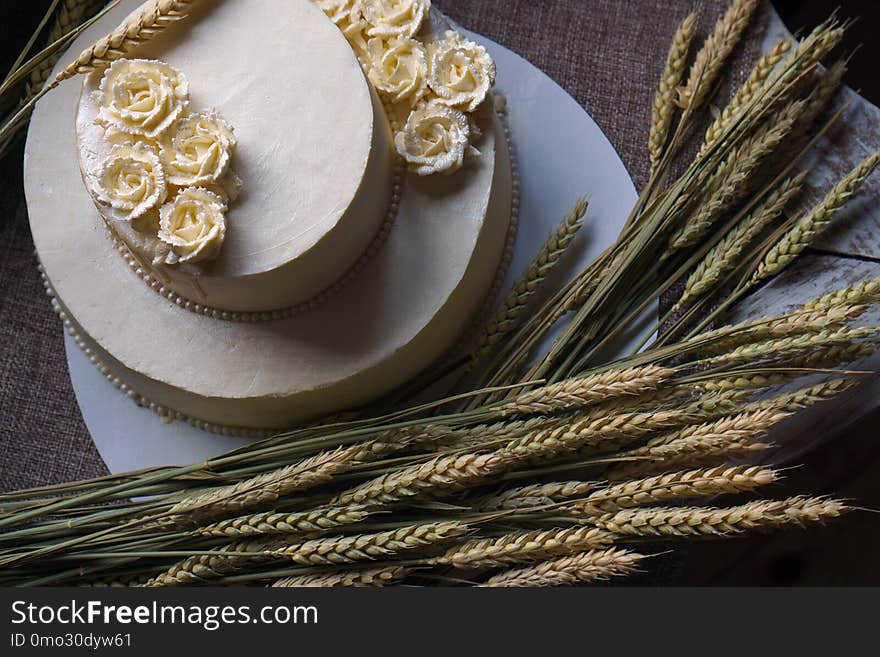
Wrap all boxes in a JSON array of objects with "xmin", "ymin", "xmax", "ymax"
[
  {"xmin": 159, "ymin": 110, "xmax": 236, "ymax": 187},
  {"xmin": 394, "ymin": 100, "xmax": 470, "ymax": 176},
  {"xmin": 361, "ymin": 0, "xmax": 430, "ymax": 39},
  {"xmin": 366, "ymin": 36, "xmax": 428, "ymax": 105},
  {"xmin": 94, "ymin": 142, "xmax": 166, "ymax": 220},
  {"xmin": 95, "ymin": 59, "xmax": 188, "ymax": 139},
  {"xmin": 427, "ymin": 30, "xmax": 495, "ymax": 113},
  {"xmin": 157, "ymin": 187, "xmax": 227, "ymax": 265}
]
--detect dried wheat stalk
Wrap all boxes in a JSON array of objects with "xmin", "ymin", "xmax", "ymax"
[
  {"xmin": 678, "ymin": 172, "xmax": 806, "ymax": 308},
  {"xmin": 502, "ymin": 388, "xmax": 749, "ymax": 461},
  {"xmin": 478, "ymin": 481, "xmax": 597, "ymax": 511},
  {"xmin": 168, "ymin": 427, "xmax": 433, "ymax": 526},
  {"xmin": 330, "ymin": 453, "xmax": 510, "ymax": 508},
  {"xmin": 805, "ymin": 275, "xmax": 880, "ymax": 312},
  {"xmin": 669, "ymin": 99, "xmax": 805, "ymax": 253},
  {"xmin": 495, "ymin": 366, "xmax": 674, "ymax": 417},
  {"xmin": 55, "ymin": 0, "xmax": 198, "ymax": 83},
  {"xmin": 272, "ymin": 566, "xmax": 410, "ymax": 588},
  {"xmin": 592, "ymin": 496, "xmax": 848, "ymax": 537},
  {"xmin": 270, "ymin": 521, "xmax": 468, "ymax": 566},
  {"xmin": 700, "ymin": 38, "xmax": 792, "ymax": 156},
  {"xmin": 480, "ymin": 548, "xmax": 645, "ymax": 587},
  {"xmin": 752, "ymin": 150, "xmax": 880, "ymax": 283},
  {"xmin": 470, "ymin": 200, "xmax": 588, "ymax": 361},
  {"xmin": 145, "ymin": 537, "xmax": 284, "ymax": 587},
  {"xmin": 704, "ymin": 326, "xmax": 879, "ymax": 367},
  {"xmin": 577, "ymin": 466, "xmax": 778, "ymax": 514},
  {"xmin": 677, "ymin": 0, "xmax": 759, "ymax": 111},
  {"xmin": 431, "ymin": 526, "xmax": 615, "ymax": 569},
  {"xmin": 604, "ymin": 408, "xmax": 788, "ymax": 480},
  {"xmin": 192, "ymin": 504, "xmax": 372, "ymax": 539},
  {"xmin": 649, "ymin": 11, "xmax": 698, "ymax": 171}
]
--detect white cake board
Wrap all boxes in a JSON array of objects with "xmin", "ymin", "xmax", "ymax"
[{"xmin": 64, "ymin": 32, "xmax": 642, "ymax": 473}]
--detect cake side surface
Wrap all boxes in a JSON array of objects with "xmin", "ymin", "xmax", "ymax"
[{"xmin": 74, "ymin": 0, "xmax": 394, "ymax": 312}]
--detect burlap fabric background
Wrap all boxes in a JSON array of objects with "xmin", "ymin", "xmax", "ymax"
[{"xmin": 0, "ymin": 0, "xmax": 765, "ymax": 492}]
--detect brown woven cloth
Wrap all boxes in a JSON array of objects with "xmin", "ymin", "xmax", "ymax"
[{"xmin": 0, "ymin": 0, "xmax": 766, "ymax": 492}]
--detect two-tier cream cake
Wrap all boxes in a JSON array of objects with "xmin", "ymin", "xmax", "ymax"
[{"xmin": 24, "ymin": 0, "xmax": 516, "ymax": 434}]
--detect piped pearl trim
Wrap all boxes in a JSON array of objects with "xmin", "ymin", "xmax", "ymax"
[{"xmin": 111, "ymin": 158, "xmax": 406, "ymax": 323}]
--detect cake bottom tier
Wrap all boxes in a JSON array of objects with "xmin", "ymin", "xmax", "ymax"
[{"xmin": 28, "ymin": 82, "xmax": 514, "ymax": 432}]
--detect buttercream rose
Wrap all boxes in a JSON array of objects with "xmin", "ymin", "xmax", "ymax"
[
  {"xmin": 427, "ymin": 31, "xmax": 495, "ymax": 113},
  {"xmin": 361, "ymin": 0, "xmax": 429, "ymax": 39},
  {"xmin": 157, "ymin": 187, "xmax": 227, "ymax": 265},
  {"xmin": 94, "ymin": 143, "xmax": 166, "ymax": 220},
  {"xmin": 394, "ymin": 101, "xmax": 470, "ymax": 175},
  {"xmin": 159, "ymin": 110, "xmax": 236, "ymax": 186},
  {"xmin": 366, "ymin": 37, "xmax": 428, "ymax": 105},
  {"xmin": 318, "ymin": 0, "xmax": 369, "ymax": 55},
  {"xmin": 95, "ymin": 58, "xmax": 189, "ymax": 139}
]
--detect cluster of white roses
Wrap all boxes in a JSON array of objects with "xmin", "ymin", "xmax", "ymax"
[
  {"xmin": 92, "ymin": 59, "xmax": 237, "ymax": 266},
  {"xmin": 317, "ymin": 0, "xmax": 496, "ymax": 176}
]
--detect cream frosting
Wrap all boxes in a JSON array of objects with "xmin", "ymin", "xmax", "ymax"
[
  {"xmin": 366, "ymin": 36, "xmax": 428, "ymax": 105},
  {"xmin": 27, "ymin": 0, "xmax": 513, "ymax": 430},
  {"xmin": 158, "ymin": 110, "xmax": 236, "ymax": 187},
  {"xmin": 156, "ymin": 187, "xmax": 227, "ymax": 265},
  {"xmin": 95, "ymin": 59, "xmax": 189, "ymax": 139},
  {"xmin": 427, "ymin": 30, "xmax": 495, "ymax": 113},
  {"xmin": 94, "ymin": 142, "xmax": 167, "ymax": 220},
  {"xmin": 361, "ymin": 0, "xmax": 430, "ymax": 39},
  {"xmin": 394, "ymin": 99, "xmax": 470, "ymax": 175}
]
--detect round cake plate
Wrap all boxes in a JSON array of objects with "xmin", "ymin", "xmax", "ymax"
[{"xmin": 64, "ymin": 30, "xmax": 643, "ymax": 473}]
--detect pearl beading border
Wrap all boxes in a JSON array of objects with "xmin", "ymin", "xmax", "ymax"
[
  {"xmin": 448, "ymin": 95, "xmax": 520, "ymax": 357},
  {"xmin": 38, "ymin": 263, "xmax": 280, "ymax": 438},
  {"xmin": 40, "ymin": 102, "xmax": 519, "ymax": 439},
  {"xmin": 111, "ymin": 156, "xmax": 406, "ymax": 323}
]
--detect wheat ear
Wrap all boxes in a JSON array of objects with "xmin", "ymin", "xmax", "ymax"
[
  {"xmin": 577, "ymin": 466, "xmax": 778, "ymax": 515},
  {"xmin": 700, "ymin": 38, "xmax": 792, "ymax": 156},
  {"xmin": 747, "ymin": 379, "xmax": 856, "ymax": 415},
  {"xmin": 478, "ymin": 481, "xmax": 597, "ymax": 511},
  {"xmin": 502, "ymin": 388, "xmax": 748, "ymax": 461},
  {"xmin": 805, "ymin": 275, "xmax": 880, "ymax": 312},
  {"xmin": 192, "ymin": 504, "xmax": 372, "ymax": 539},
  {"xmin": 480, "ymin": 548, "xmax": 645, "ymax": 587},
  {"xmin": 167, "ymin": 427, "xmax": 433, "ymax": 526},
  {"xmin": 470, "ymin": 199, "xmax": 588, "ymax": 361},
  {"xmin": 669, "ymin": 99, "xmax": 805, "ymax": 254},
  {"xmin": 330, "ymin": 453, "xmax": 510, "ymax": 508},
  {"xmin": 272, "ymin": 566, "xmax": 410, "ymax": 588},
  {"xmin": 145, "ymin": 537, "xmax": 284, "ymax": 587},
  {"xmin": 495, "ymin": 366, "xmax": 674, "ymax": 417},
  {"xmin": 55, "ymin": 0, "xmax": 198, "ymax": 83},
  {"xmin": 605, "ymin": 408, "xmax": 787, "ymax": 480},
  {"xmin": 270, "ymin": 521, "xmax": 468, "ymax": 565},
  {"xmin": 24, "ymin": 0, "xmax": 98, "ymax": 98},
  {"xmin": 752, "ymin": 150, "xmax": 880, "ymax": 283},
  {"xmin": 677, "ymin": 0, "xmax": 760, "ymax": 111},
  {"xmin": 703, "ymin": 326, "xmax": 879, "ymax": 367},
  {"xmin": 649, "ymin": 12, "xmax": 698, "ymax": 171},
  {"xmin": 431, "ymin": 527, "xmax": 615, "ymax": 569},
  {"xmin": 678, "ymin": 172, "xmax": 806, "ymax": 308},
  {"xmin": 593, "ymin": 496, "xmax": 848, "ymax": 537},
  {"xmin": 441, "ymin": 416, "xmax": 572, "ymax": 452},
  {"xmin": 166, "ymin": 445, "xmax": 370, "ymax": 527}
]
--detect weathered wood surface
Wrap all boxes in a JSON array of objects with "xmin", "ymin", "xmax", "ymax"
[{"xmin": 762, "ymin": 10, "xmax": 880, "ymax": 260}]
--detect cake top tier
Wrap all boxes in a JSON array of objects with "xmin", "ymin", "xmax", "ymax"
[{"xmin": 77, "ymin": 0, "xmax": 377, "ymax": 278}]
